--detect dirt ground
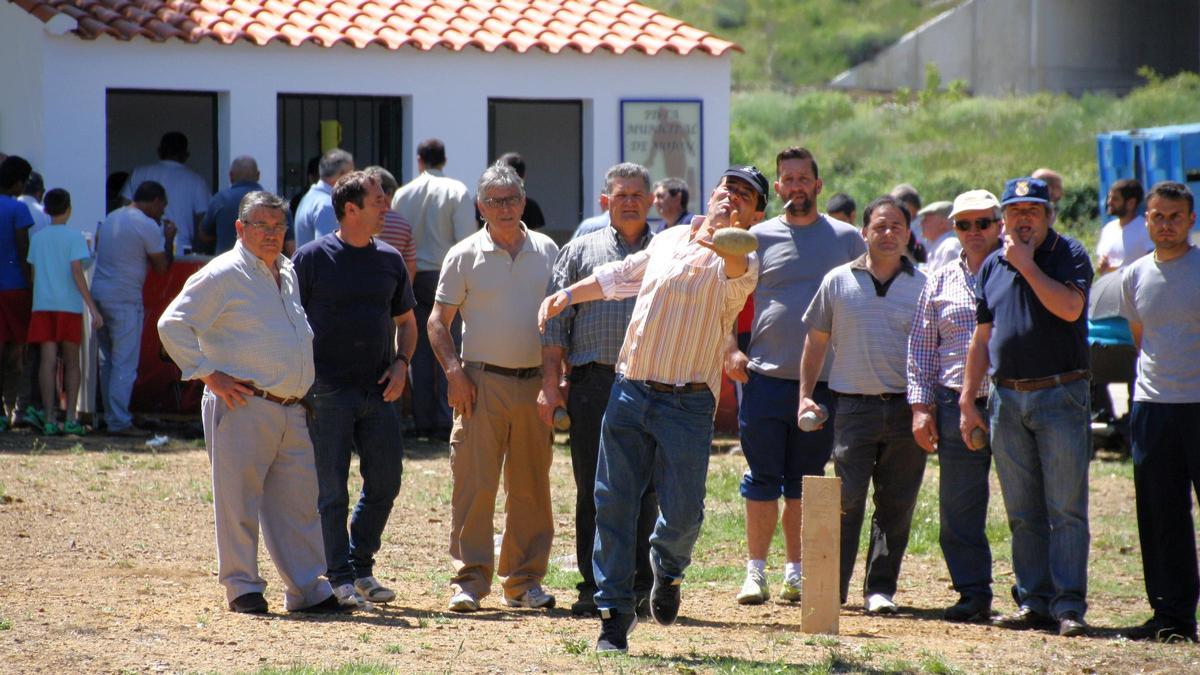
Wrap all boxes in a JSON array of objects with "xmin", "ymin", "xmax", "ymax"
[{"xmin": 1, "ymin": 429, "xmax": 1198, "ymax": 674}]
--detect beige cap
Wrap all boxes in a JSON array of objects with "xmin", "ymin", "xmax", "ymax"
[{"xmin": 950, "ymin": 189, "xmax": 1000, "ymax": 219}]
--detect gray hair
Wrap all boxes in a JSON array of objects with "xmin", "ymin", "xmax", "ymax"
[
  {"xmin": 238, "ymin": 190, "xmax": 288, "ymax": 223},
  {"xmin": 477, "ymin": 162, "xmax": 525, "ymax": 199},
  {"xmin": 319, "ymin": 149, "xmax": 354, "ymax": 180},
  {"xmin": 364, "ymin": 165, "xmax": 399, "ymax": 196},
  {"xmin": 603, "ymin": 162, "xmax": 651, "ymax": 195},
  {"xmin": 229, "ymin": 155, "xmax": 258, "ymax": 182}
]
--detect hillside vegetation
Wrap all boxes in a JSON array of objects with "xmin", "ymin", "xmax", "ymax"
[
  {"xmin": 646, "ymin": 0, "xmax": 951, "ymax": 89},
  {"xmin": 729, "ymin": 70, "xmax": 1200, "ymax": 249}
]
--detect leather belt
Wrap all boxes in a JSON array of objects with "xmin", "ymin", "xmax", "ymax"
[
  {"xmin": 243, "ymin": 383, "xmax": 312, "ymax": 415},
  {"xmin": 946, "ymin": 387, "xmax": 989, "ymax": 408},
  {"xmin": 644, "ymin": 380, "xmax": 708, "ymax": 394},
  {"xmin": 464, "ymin": 361, "xmax": 542, "ymax": 379},
  {"xmin": 573, "ymin": 362, "xmax": 615, "ymax": 374},
  {"xmin": 834, "ymin": 391, "xmax": 905, "ymax": 401},
  {"xmin": 994, "ymin": 369, "xmax": 1088, "ymax": 392}
]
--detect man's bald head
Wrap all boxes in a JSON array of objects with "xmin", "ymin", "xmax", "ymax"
[
  {"xmin": 1031, "ymin": 168, "xmax": 1063, "ymax": 204},
  {"xmin": 229, "ymin": 155, "xmax": 259, "ymax": 183}
]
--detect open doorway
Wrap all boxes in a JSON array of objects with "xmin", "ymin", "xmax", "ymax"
[{"xmin": 488, "ymin": 99, "xmax": 582, "ymax": 243}]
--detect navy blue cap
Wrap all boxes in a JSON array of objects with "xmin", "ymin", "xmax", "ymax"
[
  {"xmin": 1000, "ymin": 177, "xmax": 1050, "ymax": 206},
  {"xmin": 721, "ymin": 165, "xmax": 769, "ymax": 198}
]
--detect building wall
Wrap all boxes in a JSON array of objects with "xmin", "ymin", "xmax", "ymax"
[
  {"xmin": 25, "ymin": 28, "xmax": 731, "ymax": 236},
  {"xmin": 0, "ymin": 2, "xmax": 47, "ymax": 163},
  {"xmin": 830, "ymin": 0, "xmax": 1200, "ymax": 96}
]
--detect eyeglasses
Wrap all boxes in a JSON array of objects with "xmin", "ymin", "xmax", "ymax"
[
  {"xmin": 954, "ymin": 218, "xmax": 996, "ymax": 232},
  {"xmin": 482, "ymin": 195, "xmax": 523, "ymax": 209},
  {"xmin": 244, "ymin": 221, "xmax": 288, "ymax": 236}
]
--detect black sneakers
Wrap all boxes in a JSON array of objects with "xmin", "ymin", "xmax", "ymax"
[
  {"xmin": 595, "ymin": 609, "xmax": 638, "ymax": 654},
  {"xmin": 1125, "ymin": 618, "xmax": 1197, "ymax": 643},
  {"xmin": 649, "ymin": 558, "xmax": 682, "ymax": 626},
  {"xmin": 943, "ymin": 597, "xmax": 991, "ymax": 623}
]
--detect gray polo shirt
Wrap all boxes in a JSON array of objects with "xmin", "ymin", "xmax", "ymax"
[
  {"xmin": 803, "ymin": 254, "xmax": 926, "ymax": 395},
  {"xmin": 747, "ymin": 214, "xmax": 866, "ymax": 380},
  {"xmin": 1119, "ymin": 246, "xmax": 1200, "ymax": 403}
]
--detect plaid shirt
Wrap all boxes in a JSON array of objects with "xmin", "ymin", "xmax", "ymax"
[
  {"xmin": 541, "ymin": 224, "xmax": 652, "ymax": 366},
  {"xmin": 907, "ymin": 253, "xmax": 990, "ymax": 405}
]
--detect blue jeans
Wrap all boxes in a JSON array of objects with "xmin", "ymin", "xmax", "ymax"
[
  {"xmin": 935, "ymin": 385, "xmax": 993, "ymax": 605},
  {"xmin": 307, "ymin": 380, "xmax": 404, "ymax": 586},
  {"xmin": 739, "ymin": 375, "xmax": 835, "ymax": 500},
  {"xmin": 989, "ymin": 379, "xmax": 1090, "ymax": 619},
  {"xmin": 833, "ymin": 394, "xmax": 927, "ymax": 602},
  {"xmin": 95, "ymin": 299, "xmax": 142, "ymax": 431},
  {"xmin": 593, "ymin": 377, "xmax": 714, "ymax": 614},
  {"xmin": 1131, "ymin": 401, "xmax": 1200, "ymax": 630}
]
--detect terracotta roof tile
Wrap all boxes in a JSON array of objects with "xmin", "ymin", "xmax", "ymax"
[{"xmin": 8, "ymin": 0, "xmax": 738, "ymax": 55}]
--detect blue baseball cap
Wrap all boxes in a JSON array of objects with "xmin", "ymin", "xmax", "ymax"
[
  {"xmin": 721, "ymin": 165, "xmax": 769, "ymax": 199},
  {"xmin": 1000, "ymin": 177, "xmax": 1050, "ymax": 206}
]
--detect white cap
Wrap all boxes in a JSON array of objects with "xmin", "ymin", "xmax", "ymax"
[{"xmin": 950, "ymin": 189, "xmax": 1000, "ymax": 219}]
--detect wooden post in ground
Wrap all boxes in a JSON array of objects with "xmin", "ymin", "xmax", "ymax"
[{"xmin": 801, "ymin": 475, "xmax": 841, "ymax": 634}]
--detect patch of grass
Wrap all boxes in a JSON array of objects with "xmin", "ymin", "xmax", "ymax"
[
  {"xmin": 356, "ymin": 631, "xmax": 370, "ymax": 644},
  {"xmin": 919, "ymin": 650, "xmax": 964, "ymax": 675},
  {"xmin": 0, "ymin": 617, "xmax": 12, "ymax": 630},
  {"xmin": 561, "ymin": 636, "xmax": 589, "ymax": 655},
  {"xmin": 382, "ymin": 643, "xmax": 403, "ymax": 655},
  {"xmin": 68, "ymin": 443, "xmax": 85, "ymax": 455},
  {"xmin": 255, "ymin": 664, "xmax": 396, "ymax": 675},
  {"xmin": 189, "ymin": 479, "xmax": 213, "ymax": 504},
  {"xmin": 542, "ymin": 562, "xmax": 582, "ymax": 591}
]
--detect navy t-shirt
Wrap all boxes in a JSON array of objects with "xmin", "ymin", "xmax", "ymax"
[
  {"xmin": 293, "ymin": 233, "xmax": 416, "ymax": 387},
  {"xmin": 975, "ymin": 229, "xmax": 1093, "ymax": 379}
]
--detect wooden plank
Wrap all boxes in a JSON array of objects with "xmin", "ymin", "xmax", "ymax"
[{"xmin": 801, "ymin": 475, "xmax": 841, "ymax": 635}]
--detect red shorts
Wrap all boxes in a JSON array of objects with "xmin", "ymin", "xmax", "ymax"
[
  {"xmin": 27, "ymin": 311, "xmax": 82, "ymax": 345},
  {"xmin": 0, "ymin": 289, "xmax": 32, "ymax": 343}
]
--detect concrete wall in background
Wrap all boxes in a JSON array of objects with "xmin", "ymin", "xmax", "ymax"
[{"xmin": 831, "ymin": 0, "xmax": 1200, "ymax": 96}]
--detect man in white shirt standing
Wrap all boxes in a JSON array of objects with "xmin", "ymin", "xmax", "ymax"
[
  {"xmin": 919, "ymin": 200, "xmax": 959, "ymax": 271},
  {"xmin": 121, "ymin": 132, "xmax": 209, "ymax": 254},
  {"xmin": 93, "ymin": 181, "xmax": 174, "ymax": 436},
  {"xmin": 1098, "ymin": 178, "xmax": 1152, "ymax": 274},
  {"xmin": 294, "ymin": 149, "xmax": 354, "ymax": 247},
  {"xmin": 393, "ymin": 139, "xmax": 475, "ymax": 440},
  {"xmin": 158, "ymin": 190, "xmax": 345, "ymax": 615}
]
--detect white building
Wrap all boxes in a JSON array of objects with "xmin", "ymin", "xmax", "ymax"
[{"xmin": 0, "ymin": 0, "xmax": 737, "ymax": 241}]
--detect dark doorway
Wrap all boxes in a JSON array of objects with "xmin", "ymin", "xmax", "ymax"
[
  {"xmin": 277, "ymin": 94, "xmax": 404, "ymax": 208},
  {"xmin": 106, "ymin": 89, "xmax": 218, "ymax": 196},
  {"xmin": 488, "ymin": 99, "xmax": 582, "ymax": 243}
]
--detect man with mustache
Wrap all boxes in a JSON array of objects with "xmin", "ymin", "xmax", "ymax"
[
  {"xmin": 728, "ymin": 147, "xmax": 865, "ymax": 605},
  {"xmin": 959, "ymin": 177, "xmax": 1093, "ymax": 638}
]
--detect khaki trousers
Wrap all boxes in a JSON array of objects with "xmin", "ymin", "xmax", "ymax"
[
  {"xmin": 448, "ymin": 368, "xmax": 554, "ymax": 599},
  {"xmin": 203, "ymin": 391, "xmax": 332, "ymax": 610}
]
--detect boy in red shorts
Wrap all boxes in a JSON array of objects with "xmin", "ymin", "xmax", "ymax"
[{"xmin": 26, "ymin": 189, "xmax": 103, "ymax": 435}]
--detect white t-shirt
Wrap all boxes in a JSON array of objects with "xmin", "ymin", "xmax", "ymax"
[
  {"xmin": 91, "ymin": 206, "xmax": 166, "ymax": 305},
  {"xmin": 1096, "ymin": 215, "xmax": 1152, "ymax": 269},
  {"xmin": 121, "ymin": 160, "xmax": 209, "ymax": 252},
  {"xmin": 19, "ymin": 195, "xmax": 51, "ymax": 237}
]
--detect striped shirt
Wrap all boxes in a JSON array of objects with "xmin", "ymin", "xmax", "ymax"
[
  {"xmin": 803, "ymin": 254, "xmax": 926, "ymax": 395},
  {"xmin": 907, "ymin": 253, "xmax": 990, "ymax": 406},
  {"xmin": 595, "ymin": 217, "xmax": 759, "ymax": 400},
  {"xmin": 378, "ymin": 209, "xmax": 416, "ymax": 274},
  {"xmin": 541, "ymin": 224, "xmax": 652, "ymax": 366},
  {"xmin": 157, "ymin": 242, "xmax": 315, "ymax": 400}
]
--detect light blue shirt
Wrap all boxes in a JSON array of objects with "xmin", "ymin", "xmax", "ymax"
[
  {"xmin": 571, "ymin": 213, "xmax": 609, "ymax": 240},
  {"xmin": 27, "ymin": 225, "xmax": 91, "ymax": 313},
  {"xmin": 293, "ymin": 181, "xmax": 338, "ymax": 246}
]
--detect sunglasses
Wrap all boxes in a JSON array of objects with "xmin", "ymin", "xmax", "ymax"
[{"xmin": 954, "ymin": 218, "xmax": 996, "ymax": 232}]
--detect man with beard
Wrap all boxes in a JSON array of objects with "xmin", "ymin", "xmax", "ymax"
[
  {"xmin": 727, "ymin": 147, "xmax": 865, "ymax": 605},
  {"xmin": 1098, "ymin": 178, "xmax": 1151, "ymax": 274}
]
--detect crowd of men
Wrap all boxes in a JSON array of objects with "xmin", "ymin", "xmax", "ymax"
[{"xmin": 2, "ymin": 135, "xmax": 1198, "ymax": 652}]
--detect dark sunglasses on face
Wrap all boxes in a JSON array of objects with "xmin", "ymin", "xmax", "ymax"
[{"xmin": 954, "ymin": 218, "xmax": 996, "ymax": 232}]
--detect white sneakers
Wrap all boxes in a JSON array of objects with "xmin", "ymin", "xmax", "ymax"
[
  {"xmin": 333, "ymin": 583, "xmax": 370, "ymax": 609},
  {"xmin": 865, "ymin": 592, "xmax": 898, "ymax": 615},
  {"xmin": 354, "ymin": 576, "xmax": 396, "ymax": 603},
  {"xmin": 779, "ymin": 575, "xmax": 802, "ymax": 602},
  {"xmin": 503, "ymin": 585, "xmax": 556, "ymax": 609},
  {"xmin": 448, "ymin": 590, "xmax": 480, "ymax": 613},
  {"xmin": 735, "ymin": 568, "xmax": 770, "ymax": 605}
]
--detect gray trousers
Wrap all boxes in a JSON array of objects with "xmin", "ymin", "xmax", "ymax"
[
  {"xmin": 833, "ymin": 394, "xmax": 927, "ymax": 603},
  {"xmin": 202, "ymin": 391, "xmax": 332, "ymax": 610}
]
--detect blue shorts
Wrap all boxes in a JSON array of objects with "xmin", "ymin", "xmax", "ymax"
[{"xmin": 738, "ymin": 372, "xmax": 836, "ymax": 501}]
